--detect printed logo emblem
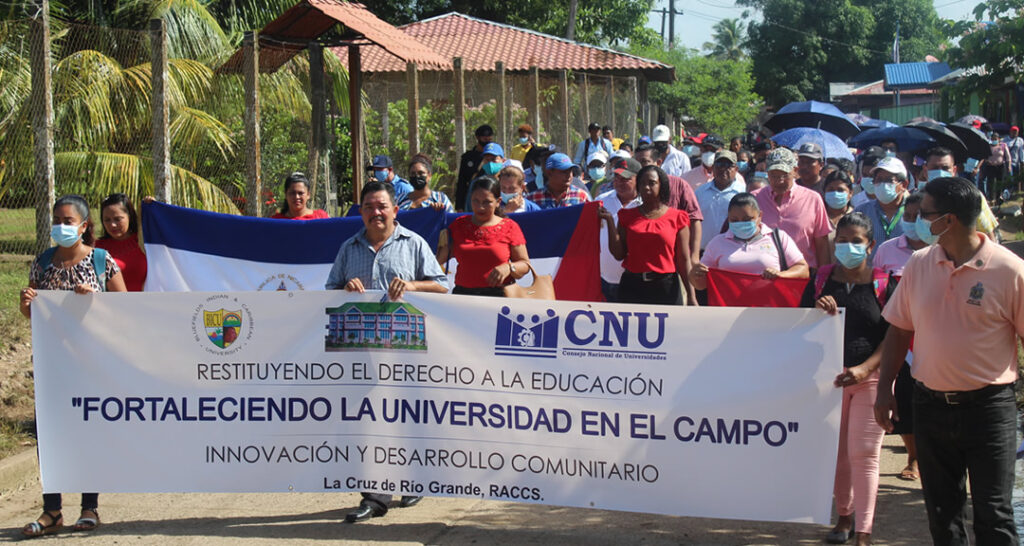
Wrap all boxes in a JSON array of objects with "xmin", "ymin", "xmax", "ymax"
[
  {"xmin": 258, "ymin": 273, "xmax": 305, "ymax": 291},
  {"xmin": 967, "ymin": 282, "xmax": 984, "ymax": 306},
  {"xmin": 325, "ymin": 302, "xmax": 427, "ymax": 352},
  {"xmin": 191, "ymin": 295, "xmax": 254, "ymax": 355},
  {"xmin": 495, "ymin": 306, "xmax": 559, "ymax": 358}
]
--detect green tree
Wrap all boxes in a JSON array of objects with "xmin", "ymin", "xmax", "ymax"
[
  {"xmin": 630, "ymin": 45, "xmax": 762, "ymax": 137},
  {"xmin": 943, "ymin": 0, "xmax": 1024, "ymax": 100},
  {"xmin": 703, "ymin": 18, "xmax": 746, "ymax": 61}
]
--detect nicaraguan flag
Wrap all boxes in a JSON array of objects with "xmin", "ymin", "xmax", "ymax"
[{"xmin": 142, "ymin": 201, "xmax": 602, "ymax": 301}]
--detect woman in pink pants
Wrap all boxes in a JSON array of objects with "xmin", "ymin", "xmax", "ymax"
[{"xmin": 801, "ymin": 212, "xmax": 890, "ymax": 546}]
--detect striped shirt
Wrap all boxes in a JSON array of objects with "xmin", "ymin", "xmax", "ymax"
[{"xmin": 325, "ymin": 222, "xmax": 447, "ymax": 291}]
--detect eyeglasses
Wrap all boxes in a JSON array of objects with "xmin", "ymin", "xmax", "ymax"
[{"xmin": 918, "ymin": 209, "xmax": 948, "ymax": 219}]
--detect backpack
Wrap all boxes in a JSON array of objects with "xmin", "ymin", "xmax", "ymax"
[
  {"xmin": 813, "ymin": 264, "xmax": 888, "ymax": 309},
  {"xmin": 38, "ymin": 247, "xmax": 108, "ymax": 292}
]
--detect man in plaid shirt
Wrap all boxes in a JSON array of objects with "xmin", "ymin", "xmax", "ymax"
[{"xmin": 526, "ymin": 153, "xmax": 592, "ymax": 209}]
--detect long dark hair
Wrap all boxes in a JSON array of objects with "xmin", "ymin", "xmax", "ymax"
[
  {"xmin": 53, "ymin": 194, "xmax": 95, "ymax": 246},
  {"xmin": 99, "ymin": 193, "xmax": 139, "ymax": 239},
  {"xmin": 280, "ymin": 172, "xmax": 310, "ymax": 214},
  {"xmin": 636, "ymin": 165, "xmax": 671, "ymax": 205},
  {"xmin": 469, "ymin": 176, "xmax": 505, "ymax": 218}
]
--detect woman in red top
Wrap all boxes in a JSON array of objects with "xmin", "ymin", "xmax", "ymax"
[
  {"xmin": 441, "ymin": 176, "xmax": 531, "ymax": 297},
  {"xmin": 271, "ymin": 172, "xmax": 329, "ymax": 220},
  {"xmin": 599, "ymin": 165, "xmax": 694, "ymax": 305},
  {"xmin": 95, "ymin": 193, "xmax": 147, "ymax": 292}
]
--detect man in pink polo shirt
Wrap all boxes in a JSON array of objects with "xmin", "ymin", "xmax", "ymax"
[
  {"xmin": 874, "ymin": 176, "xmax": 1024, "ymax": 545},
  {"xmin": 752, "ymin": 148, "xmax": 832, "ymax": 269}
]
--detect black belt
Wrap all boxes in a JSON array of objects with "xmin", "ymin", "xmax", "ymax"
[
  {"xmin": 914, "ymin": 381, "xmax": 1011, "ymax": 405},
  {"xmin": 622, "ymin": 271, "xmax": 676, "ymax": 282}
]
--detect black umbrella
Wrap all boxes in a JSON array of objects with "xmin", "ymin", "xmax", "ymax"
[
  {"xmin": 764, "ymin": 100, "xmax": 861, "ymax": 140},
  {"xmin": 947, "ymin": 122, "xmax": 992, "ymax": 159},
  {"xmin": 904, "ymin": 121, "xmax": 968, "ymax": 162}
]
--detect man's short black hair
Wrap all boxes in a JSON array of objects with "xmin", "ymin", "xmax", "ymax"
[
  {"xmin": 475, "ymin": 125, "xmax": 494, "ymax": 137},
  {"xmin": 602, "ymin": 125, "xmax": 612, "ymax": 133},
  {"xmin": 360, "ymin": 180, "xmax": 396, "ymax": 206},
  {"xmin": 634, "ymin": 143, "xmax": 659, "ymax": 161},
  {"xmin": 922, "ymin": 176, "xmax": 981, "ymax": 227},
  {"xmin": 924, "ymin": 146, "xmax": 954, "ymax": 161}
]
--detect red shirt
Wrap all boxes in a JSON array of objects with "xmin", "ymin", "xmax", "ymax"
[
  {"xmin": 449, "ymin": 215, "xmax": 526, "ymax": 288},
  {"xmin": 95, "ymin": 236, "xmax": 147, "ymax": 291},
  {"xmin": 270, "ymin": 209, "xmax": 329, "ymax": 220},
  {"xmin": 618, "ymin": 207, "xmax": 690, "ymax": 274}
]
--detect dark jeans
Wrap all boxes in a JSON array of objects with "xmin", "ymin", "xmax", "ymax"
[
  {"xmin": 452, "ymin": 285, "xmax": 505, "ymax": 297},
  {"xmin": 617, "ymin": 271, "xmax": 682, "ymax": 305},
  {"xmin": 913, "ymin": 382, "xmax": 1018, "ymax": 545},
  {"xmin": 42, "ymin": 493, "xmax": 98, "ymax": 512},
  {"xmin": 600, "ymin": 278, "xmax": 619, "ymax": 303}
]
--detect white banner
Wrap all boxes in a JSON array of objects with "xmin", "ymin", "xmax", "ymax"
[{"xmin": 32, "ymin": 290, "xmax": 843, "ymax": 524}]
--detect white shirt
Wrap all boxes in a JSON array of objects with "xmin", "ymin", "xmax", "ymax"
[
  {"xmin": 595, "ymin": 189, "xmax": 641, "ymax": 283},
  {"xmin": 695, "ymin": 178, "xmax": 746, "ymax": 250},
  {"xmin": 660, "ymin": 144, "xmax": 692, "ymax": 177}
]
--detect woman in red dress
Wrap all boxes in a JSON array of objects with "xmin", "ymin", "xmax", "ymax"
[
  {"xmin": 271, "ymin": 172, "xmax": 329, "ymax": 220},
  {"xmin": 95, "ymin": 193, "xmax": 147, "ymax": 292},
  {"xmin": 440, "ymin": 176, "xmax": 531, "ymax": 297}
]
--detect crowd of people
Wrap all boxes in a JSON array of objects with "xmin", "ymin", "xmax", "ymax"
[{"xmin": 17, "ymin": 117, "xmax": 1024, "ymax": 545}]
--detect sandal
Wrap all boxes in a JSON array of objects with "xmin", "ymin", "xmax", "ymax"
[
  {"xmin": 899, "ymin": 464, "xmax": 919, "ymax": 481},
  {"xmin": 22, "ymin": 511, "xmax": 63, "ymax": 538},
  {"xmin": 73, "ymin": 508, "xmax": 100, "ymax": 531}
]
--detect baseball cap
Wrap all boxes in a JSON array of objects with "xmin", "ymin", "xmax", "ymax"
[
  {"xmin": 371, "ymin": 155, "xmax": 392, "ymax": 169},
  {"xmin": 502, "ymin": 159, "xmax": 524, "ymax": 173},
  {"xmin": 860, "ymin": 146, "xmax": 886, "ymax": 168},
  {"xmin": 872, "ymin": 156, "xmax": 908, "ymax": 179},
  {"xmin": 588, "ymin": 122, "xmax": 601, "ymax": 131},
  {"xmin": 638, "ymin": 135, "xmax": 653, "ymax": 145},
  {"xmin": 652, "ymin": 125, "xmax": 672, "ymax": 143},
  {"xmin": 586, "ymin": 150, "xmax": 609, "ymax": 166},
  {"xmin": 545, "ymin": 153, "xmax": 582, "ymax": 173},
  {"xmin": 702, "ymin": 134, "xmax": 724, "ymax": 149},
  {"xmin": 714, "ymin": 151, "xmax": 737, "ymax": 165},
  {"xmin": 766, "ymin": 148, "xmax": 797, "ymax": 172},
  {"xmin": 797, "ymin": 142, "xmax": 824, "ymax": 160},
  {"xmin": 613, "ymin": 157, "xmax": 642, "ymax": 179},
  {"xmin": 613, "ymin": 149, "xmax": 632, "ymax": 159},
  {"xmin": 482, "ymin": 142, "xmax": 505, "ymax": 158}
]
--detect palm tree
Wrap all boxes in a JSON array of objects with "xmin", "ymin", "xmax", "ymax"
[{"xmin": 702, "ymin": 18, "xmax": 747, "ymax": 61}]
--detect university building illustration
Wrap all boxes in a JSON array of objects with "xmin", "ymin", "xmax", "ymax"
[{"xmin": 324, "ymin": 302, "xmax": 427, "ymax": 351}]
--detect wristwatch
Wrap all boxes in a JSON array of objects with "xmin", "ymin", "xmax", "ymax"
[{"xmin": 509, "ymin": 262, "xmax": 517, "ymax": 277}]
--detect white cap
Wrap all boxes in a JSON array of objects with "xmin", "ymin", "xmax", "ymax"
[
  {"xmin": 501, "ymin": 159, "xmax": 524, "ymax": 173},
  {"xmin": 586, "ymin": 150, "xmax": 609, "ymax": 166},
  {"xmin": 613, "ymin": 149, "xmax": 632, "ymax": 159},
  {"xmin": 872, "ymin": 156, "xmax": 908, "ymax": 180},
  {"xmin": 652, "ymin": 124, "xmax": 672, "ymax": 142}
]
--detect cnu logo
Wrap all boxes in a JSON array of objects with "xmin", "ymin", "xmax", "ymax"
[
  {"xmin": 494, "ymin": 307, "xmax": 668, "ymax": 359},
  {"xmin": 495, "ymin": 307, "xmax": 559, "ymax": 358}
]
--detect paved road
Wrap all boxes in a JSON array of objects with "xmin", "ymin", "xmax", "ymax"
[{"xmin": 0, "ymin": 436, "xmax": 932, "ymax": 544}]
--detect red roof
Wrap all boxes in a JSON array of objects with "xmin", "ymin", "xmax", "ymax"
[
  {"xmin": 333, "ymin": 12, "xmax": 674, "ymax": 83},
  {"xmin": 219, "ymin": 0, "xmax": 450, "ymax": 74}
]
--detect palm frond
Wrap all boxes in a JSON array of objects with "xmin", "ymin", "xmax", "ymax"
[
  {"xmin": 149, "ymin": 0, "xmax": 230, "ymax": 61},
  {"xmin": 170, "ymin": 105, "xmax": 236, "ymax": 161}
]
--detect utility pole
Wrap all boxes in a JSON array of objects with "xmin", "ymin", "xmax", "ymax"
[
  {"xmin": 566, "ymin": 0, "xmax": 578, "ymax": 40},
  {"xmin": 668, "ymin": 0, "xmax": 676, "ymax": 49}
]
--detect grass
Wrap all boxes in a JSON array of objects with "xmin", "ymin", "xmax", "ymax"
[{"xmin": 0, "ymin": 252, "xmax": 35, "ymax": 459}]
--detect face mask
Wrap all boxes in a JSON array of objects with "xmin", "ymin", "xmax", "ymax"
[
  {"xmin": 860, "ymin": 176, "xmax": 874, "ymax": 194},
  {"xmin": 518, "ymin": 137, "xmax": 529, "ymax": 145},
  {"xmin": 728, "ymin": 220, "xmax": 758, "ymax": 240},
  {"xmin": 753, "ymin": 171, "xmax": 768, "ymax": 180},
  {"xmin": 588, "ymin": 167, "xmax": 605, "ymax": 180},
  {"xmin": 902, "ymin": 219, "xmax": 920, "ymax": 240},
  {"xmin": 915, "ymin": 213, "xmax": 948, "ymax": 245},
  {"xmin": 701, "ymin": 152, "xmax": 716, "ymax": 167},
  {"xmin": 824, "ymin": 191, "xmax": 849, "ymax": 209},
  {"xmin": 51, "ymin": 224, "xmax": 82, "ymax": 248},
  {"xmin": 835, "ymin": 242, "xmax": 868, "ymax": 268},
  {"xmin": 373, "ymin": 169, "xmax": 389, "ymax": 182},
  {"xmin": 682, "ymin": 145, "xmax": 698, "ymax": 156},
  {"xmin": 482, "ymin": 162, "xmax": 502, "ymax": 176},
  {"xmin": 409, "ymin": 175, "xmax": 428, "ymax": 190},
  {"xmin": 874, "ymin": 182, "xmax": 901, "ymax": 204},
  {"xmin": 533, "ymin": 165, "xmax": 545, "ymax": 188},
  {"xmin": 737, "ymin": 161, "xmax": 749, "ymax": 173},
  {"xmin": 885, "ymin": 150, "xmax": 897, "ymax": 158},
  {"xmin": 500, "ymin": 191, "xmax": 518, "ymax": 204},
  {"xmin": 927, "ymin": 169, "xmax": 952, "ymax": 182}
]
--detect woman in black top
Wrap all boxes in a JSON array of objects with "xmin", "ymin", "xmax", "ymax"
[{"xmin": 801, "ymin": 212, "xmax": 888, "ymax": 546}]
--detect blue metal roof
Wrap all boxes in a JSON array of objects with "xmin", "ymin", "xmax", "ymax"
[{"xmin": 884, "ymin": 62, "xmax": 953, "ymax": 90}]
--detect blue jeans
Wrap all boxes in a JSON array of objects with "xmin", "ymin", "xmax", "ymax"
[{"xmin": 913, "ymin": 382, "xmax": 1018, "ymax": 545}]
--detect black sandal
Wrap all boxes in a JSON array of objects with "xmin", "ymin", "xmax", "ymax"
[
  {"xmin": 22, "ymin": 511, "xmax": 63, "ymax": 538},
  {"xmin": 73, "ymin": 508, "xmax": 100, "ymax": 531}
]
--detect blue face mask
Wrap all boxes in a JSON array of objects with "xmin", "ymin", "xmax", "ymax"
[
  {"xmin": 588, "ymin": 167, "xmax": 606, "ymax": 181},
  {"xmin": 885, "ymin": 150, "xmax": 897, "ymax": 158},
  {"xmin": 915, "ymin": 213, "xmax": 947, "ymax": 245},
  {"xmin": 728, "ymin": 220, "xmax": 759, "ymax": 240},
  {"xmin": 518, "ymin": 137, "xmax": 530, "ymax": 145},
  {"xmin": 51, "ymin": 224, "xmax": 82, "ymax": 247},
  {"xmin": 902, "ymin": 219, "xmax": 920, "ymax": 240},
  {"xmin": 737, "ymin": 160, "xmax": 749, "ymax": 173},
  {"xmin": 533, "ymin": 165, "xmax": 545, "ymax": 189},
  {"xmin": 753, "ymin": 171, "xmax": 768, "ymax": 180},
  {"xmin": 373, "ymin": 169, "xmax": 389, "ymax": 182},
  {"xmin": 860, "ymin": 176, "xmax": 874, "ymax": 194},
  {"xmin": 482, "ymin": 162, "xmax": 502, "ymax": 176},
  {"xmin": 835, "ymin": 242, "xmax": 869, "ymax": 269},
  {"xmin": 824, "ymin": 191, "xmax": 849, "ymax": 209},
  {"xmin": 500, "ymin": 191, "xmax": 518, "ymax": 204},
  {"xmin": 874, "ymin": 182, "xmax": 901, "ymax": 204},
  {"xmin": 682, "ymin": 145, "xmax": 698, "ymax": 156},
  {"xmin": 927, "ymin": 169, "xmax": 952, "ymax": 182}
]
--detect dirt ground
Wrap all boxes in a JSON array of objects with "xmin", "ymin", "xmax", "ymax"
[{"xmin": 0, "ymin": 435, "xmax": 934, "ymax": 545}]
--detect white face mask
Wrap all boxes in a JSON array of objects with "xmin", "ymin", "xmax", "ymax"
[{"xmin": 701, "ymin": 152, "xmax": 716, "ymax": 167}]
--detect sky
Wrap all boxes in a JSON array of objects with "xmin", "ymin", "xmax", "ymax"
[{"xmin": 645, "ymin": 0, "xmax": 981, "ymax": 53}]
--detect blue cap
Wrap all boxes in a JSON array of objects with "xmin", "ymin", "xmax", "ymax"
[
  {"xmin": 545, "ymin": 153, "xmax": 581, "ymax": 173},
  {"xmin": 482, "ymin": 142, "xmax": 505, "ymax": 158},
  {"xmin": 371, "ymin": 155, "xmax": 392, "ymax": 168},
  {"xmin": 638, "ymin": 135, "xmax": 652, "ymax": 145}
]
